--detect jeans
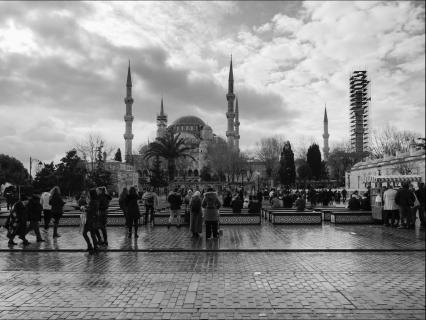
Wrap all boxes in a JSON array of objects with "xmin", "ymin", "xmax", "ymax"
[
  {"xmin": 169, "ymin": 209, "xmax": 181, "ymax": 226},
  {"xmin": 126, "ymin": 217, "xmax": 139, "ymax": 234},
  {"xmin": 28, "ymin": 220, "xmax": 42, "ymax": 240},
  {"xmin": 399, "ymin": 206, "xmax": 412, "ymax": 227},
  {"xmin": 144, "ymin": 205, "xmax": 154, "ymax": 224},
  {"xmin": 418, "ymin": 205, "xmax": 425, "ymax": 226},
  {"xmin": 43, "ymin": 209, "xmax": 52, "ymax": 229},
  {"xmin": 205, "ymin": 220, "xmax": 218, "ymax": 238},
  {"xmin": 82, "ymin": 224, "xmax": 98, "ymax": 249}
]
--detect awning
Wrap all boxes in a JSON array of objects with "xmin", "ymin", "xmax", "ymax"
[{"xmin": 367, "ymin": 175, "xmax": 422, "ymax": 183}]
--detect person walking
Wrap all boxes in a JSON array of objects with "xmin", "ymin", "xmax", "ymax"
[
  {"xmin": 201, "ymin": 187, "xmax": 221, "ymax": 239},
  {"xmin": 97, "ymin": 187, "xmax": 112, "ymax": 246},
  {"xmin": 126, "ymin": 187, "xmax": 141, "ymax": 238},
  {"xmin": 7, "ymin": 195, "xmax": 30, "ymax": 246},
  {"xmin": 26, "ymin": 191, "xmax": 44, "ymax": 242},
  {"xmin": 119, "ymin": 187, "xmax": 128, "ymax": 222},
  {"xmin": 383, "ymin": 186, "xmax": 399, "ymax": 227},
  {"xmin": 167, "ymin": 188, "xmax": 183, "ymax": 228},
  {"xmin": 395, "ymin": 182, "xmax": 415, "ymax": 229},
  {"xmin": 142, "ymin": 187, "xmax": 159, "ymax": 226},
  {"xmin": 49, "ymin": 186, "xmax": 65, "ymax": 238},
  {"xmin": 82, "ymin": 189, "xmax": 99, "ymax": 254},
  {"xmin": 40, "ymin": 189, "xmax": 52, "ymax": 231},
  {"xmin": 189, "ymin": 191, "xmax": 202, "ymax": 237},
  {"xmin": 415, "ymin": 183, "xmax": 425, "ymax": 228}
]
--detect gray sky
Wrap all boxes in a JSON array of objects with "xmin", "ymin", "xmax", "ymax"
[{"xmin": 0, "ymin": 1, "xmax": 424, "ymax": 169}]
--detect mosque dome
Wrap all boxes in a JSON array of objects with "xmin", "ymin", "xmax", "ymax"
[{"xmin": 172, "ymin": 116, "xmax": 206, "ymax": 127}]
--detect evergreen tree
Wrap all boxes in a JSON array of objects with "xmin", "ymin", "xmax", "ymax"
[
  {"xmin": 114, "ymin": 148, "xmax": 122, "ymax": 162},
  {"xmin": 0, "ymin": 154, "xmax": 29, "ymax": 185},
  {"xmin": 55, "ymin": 149, "xmax": 86, "ymax": 196},
  {"xmin": 278, "ymin": 141, "xmax": 296, "ymax": 186},
  {"xmin": 307, "ymin": 144, "xmax": 322, "ymax": 180},
  {"xmin": 150, "ymin": 155, "xmax": 166, "ymax": 187},
  {"xmin": 33, "ymin": 162, "xmax": 57, "ymax": 192}
]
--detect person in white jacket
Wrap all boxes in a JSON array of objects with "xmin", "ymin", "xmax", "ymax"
[
  {"xmin": 40, "ymin": 191, "xmax": 52, "ymax": 231},
  {"xmin": 383, "ymin": 186, "xmax": 399, "ymax": 227}
]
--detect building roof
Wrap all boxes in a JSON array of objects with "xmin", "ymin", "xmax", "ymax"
[{"xmin": 172, "ymin": 116, "xmax": 206, "ymax": 127}]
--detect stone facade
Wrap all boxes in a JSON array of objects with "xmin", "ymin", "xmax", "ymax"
[{"xmin": 345, "ymin": 148, "xmax": 425, "ymax": 191}]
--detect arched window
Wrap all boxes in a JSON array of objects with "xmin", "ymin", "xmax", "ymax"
[
  {"xmin": 188, "ymin": 169, "xmax": 193, "ymax": 177},
  {"xmin": 194, "ymin": 169, "xmax": 199, "ymax": 177}
]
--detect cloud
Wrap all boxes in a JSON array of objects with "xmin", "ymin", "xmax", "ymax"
[{"xmin": 0, "ymin": 1, "xmax": 424, "ymax": 170}]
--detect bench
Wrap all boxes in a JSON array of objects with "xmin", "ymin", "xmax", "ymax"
[
  {"xmin": 268, "ymin": 209, "xmax": 322, "ymax": 224},
  {"xmin": 313, "ymin": 207, "xmax": 346, "ymax": 221},
  {"xmin": 153, "ymin": 208, "xmax": 261, "ymax": 226},
  {"xmin": 330, "ymin": 211, "xmax": 373, "ymax": 224}
]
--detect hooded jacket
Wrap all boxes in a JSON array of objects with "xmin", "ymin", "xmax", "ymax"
[{"xmin": 201, "ymin": 191, "xmax": 221, "ymax": 221}]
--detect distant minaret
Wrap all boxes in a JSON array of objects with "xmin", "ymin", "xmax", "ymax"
[
  {"xmin": 234, "ymin": 97, "xmax": 240, "ymax": 151},
  {"xmin": 226, "ymin": 56, "xmax": 235, "ymax": 147},
  {"xmin": 123, "ymin": 61, "xmax": 134, "ymax": 163},
  {"xmin": 322, "ymin": 105, "xmax": 330, "ymax": 161},
  {"xmin": 156, "ymin": 97, "xmax": 168, "ymax": 138}
]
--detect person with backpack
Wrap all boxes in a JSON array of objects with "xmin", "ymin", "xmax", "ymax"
[
  {"xmin": 26, "ymin": 191, "xmax": 44, "ymax": 242},
  {"xmin": 201, "ymin": 187, "xmax": 221, "ymax": 239},
  {"xmin": 167, "ymin": 188, "xmax": 183, "ymax": 228},
  {"xmin": 142, "ymin": 187, "xmax": 159, "ymax": 226},
  {"xmin": 97, "ymin": 187, "xmax": 112, "ymax": 246}
]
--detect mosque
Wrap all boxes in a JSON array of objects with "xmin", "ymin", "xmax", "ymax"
[{"xmin": 122, "ymin": 57, "xmax": 241, "ymax": 181}]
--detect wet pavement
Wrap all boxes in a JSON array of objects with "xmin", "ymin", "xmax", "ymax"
[
  {"xmin": 0, "ymin": 223, "xmax": 424, "ymax": 251},
  {"xmin": 0, "ymin": 251, "xmax": 424, "ymax": 319},
  {"xmin": 1, "ymin": 219, "xmax": 425, "ymax": 319}
]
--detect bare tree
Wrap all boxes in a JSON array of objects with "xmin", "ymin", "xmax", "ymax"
[
  {"xmin": 255, "ymin": 136, "xmax": 285, "ymax": 180},
  {"xmin": 293, "ymin": 135, "xmax": 318, "ymax": 160},
  {"xmin": 75, "ymin": 133, "xmax": 115, "ymax": 171},
  {"xmin": 370, "ymin": 125, "xmax": 420, "ymax": 159}
]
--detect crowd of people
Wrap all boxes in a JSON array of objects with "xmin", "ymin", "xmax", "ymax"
[{"xmin": 2, "ymin": 181, "xmax": 424, "ymax": 253}]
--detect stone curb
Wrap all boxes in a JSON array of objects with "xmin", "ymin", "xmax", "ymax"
[{"xmin": 0, "ymin": 248, "xmax": 424, "ymax": 253}]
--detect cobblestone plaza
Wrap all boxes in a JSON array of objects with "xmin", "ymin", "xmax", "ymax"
[{"xmin": 0, "ymin": 224, "xmax": 424, "ymax": 319}]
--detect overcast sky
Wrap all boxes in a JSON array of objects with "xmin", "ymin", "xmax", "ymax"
[{"xmin": 0, "ymin": 1, "xmax": 424, "ymax": 170}]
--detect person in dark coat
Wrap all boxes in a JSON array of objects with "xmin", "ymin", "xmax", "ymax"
[
  {"xmin": 415, "ymin": 183, "xmax": 425, "ymax": 228},
  {"xmin": 126, "ymin": 187, "xmax": 141, "ymax": 238},
  {"xmin": 82, "ymin": 189, "xmax": 99, "ymax": 253},
  {"xmin": 7, "ymin": 195, "xmax": 30, "ymax": 246},
  {"xmin": 231, "ymin": 195, "xmax": 243, "ymax": 213},
  {"xmin": 248, "ymin": 195, "xmax": 261, "ymax": 213},
  {"xmin": 202, "ymin": 187, "xmax": 221, "ymax": 239},
  {"xmin": 167, "ymin": 188, "xmax": 183, "ymax": 228},
  {"xmin": 49, "ymin": 186, "xmax": 65, "ymax": 238},
  {"xmin": 119, "ymin": 187, "xmax": 128, "ymax": 218},
  {"xmin": 347, "ymin": 191, "xmax": 361, "ymax": 210},
  {"xmin": 189, "ymin": 191, "xmax": 203, "ymax": 237},
  {"xmin": 395, "ymin": 182, "xmax": 416, "ymax": 229},
  {"xmin": 97, "ymin": 187, "xmax": 112, "ymax": 246},
  {"xmin": 26, "ymin": 192, "xmax": 44, "ymax": 242},
  {"xmin": 295, "ymin": 195, "xmax": 306, "ymax": 212}
]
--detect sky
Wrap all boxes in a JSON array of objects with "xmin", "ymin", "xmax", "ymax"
[{"xmin": 0, "ymin": 1, "xmax": 424, "ymax": 171}]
